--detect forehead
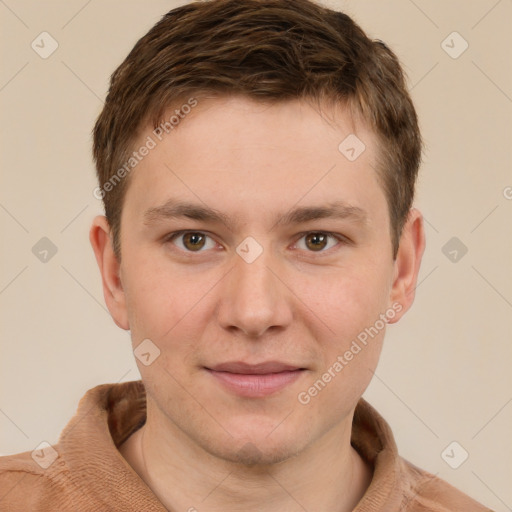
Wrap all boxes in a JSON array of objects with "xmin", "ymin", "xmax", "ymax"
[
  {"xmin": 147, "ymin": 96, "xmax": 374, "ymax": 161},
  {"xmin": 122, "ymin": 96, "xmax": 385, "ymax": 225}
]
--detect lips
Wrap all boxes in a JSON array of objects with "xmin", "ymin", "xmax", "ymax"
[
  {"xmin": 205, "ymin": 361, "xmax": 306, "ymax": 397},
  {"xmin": 209, "ymin": 361, "xmax": 303, "ymax": 374}
]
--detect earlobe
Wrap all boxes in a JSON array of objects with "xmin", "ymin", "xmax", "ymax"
[
  {"xmin": 387, "ymin": 208, "xmax": 426, "ymax": 324},
  {"xmin": 89, "ymin": 216, "xmax": 130, "ymax": 330}
]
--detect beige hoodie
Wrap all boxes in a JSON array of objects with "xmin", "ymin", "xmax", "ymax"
[{"xmin": 0, "ymin": 380, "xmax": 493, "ymax": 511}]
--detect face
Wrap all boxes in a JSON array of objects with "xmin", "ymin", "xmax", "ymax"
[{"xmin": 92, "ymin": 96, "xmax": 424, "ymax": 465}]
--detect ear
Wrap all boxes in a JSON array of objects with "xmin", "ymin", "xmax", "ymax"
[
  {"xmin": 387, "ymin": 208, "xmax": 426, "ymax": 324},
  {"xmin": 89, "ymin": 215, "xmax": 129, "ymax": 330}
]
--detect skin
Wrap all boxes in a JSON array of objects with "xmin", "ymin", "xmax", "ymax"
[{"xmin": 90, "ymin": 96, "xmax": 425, "ymax": 511}]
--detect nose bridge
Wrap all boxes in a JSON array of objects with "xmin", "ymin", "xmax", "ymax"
[
  {"xmin": 217, "ymin": 241, "xmax": 292, "ymax": 337},
  {"xmin": 236, "ymin": 248, "xmax": 274, "ymax": 298}
]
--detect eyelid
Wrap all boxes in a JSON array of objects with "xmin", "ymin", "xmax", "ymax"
[
  {"xmin": 164, "ymin": 230, "xmax": 219, "ymax": 252},
  {"xmin": 291, "ymin": 231, "xmax": 347, "ymax": 253},
  {"xmin": 163, "ymin": 230, "xmax": 349, "ymax": 254}
]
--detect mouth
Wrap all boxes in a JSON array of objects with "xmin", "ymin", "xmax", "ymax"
[{"xmin": 204, "ymin": 361, "xmax": 307, "ymax": 398}]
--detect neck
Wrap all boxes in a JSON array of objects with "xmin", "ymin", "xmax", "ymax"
[{"xmin": 120, "ymin": 405, "xmax": 372, "ymax": 512}]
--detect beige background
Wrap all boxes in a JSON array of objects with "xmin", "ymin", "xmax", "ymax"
[{"xmin": 1, "ymin": 0, "xmax": 511, "ymax": 509}]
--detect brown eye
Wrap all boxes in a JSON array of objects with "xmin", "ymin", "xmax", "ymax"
[
  {"xmin": 304, "ymin": 232, "xmax": 329, "ymax": 251},
  {"xmin": 295, "ymin": 232, "xmax": 341, "ymax": 253},
  {"xmin": 182, "ymin": 232, "xmax": 206, "ymax": 251},
  {"xmin": 169, "ymin": 231, "xmax": 216, "ymax": 252}
]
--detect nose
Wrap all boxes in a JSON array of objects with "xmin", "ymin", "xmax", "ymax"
[{"xmin": 215, "ymin": 247, "xmax": 293, "ymax": 338}]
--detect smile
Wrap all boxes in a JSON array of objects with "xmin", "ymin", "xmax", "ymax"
[{"xmin": 205, "ymin": 362, "xmax": 306, "ymax": 398}]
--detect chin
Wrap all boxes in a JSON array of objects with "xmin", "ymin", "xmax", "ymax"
[
  {"xmin": 208, "ymin": 439, "xmax": 300, "ymax": 467},
  {"xmin": 196, "ymin": 421, "xmax": 310, "ymax": 467}
]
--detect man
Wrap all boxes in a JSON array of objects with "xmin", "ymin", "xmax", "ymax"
[{"xmin": 0, "ymin": 0, "xmax": 493, "ymax": 510}]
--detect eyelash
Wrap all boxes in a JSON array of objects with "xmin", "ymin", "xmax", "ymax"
[{"xmin": 164, "ymin": 230, "xmax": 347, "ymax": 255}]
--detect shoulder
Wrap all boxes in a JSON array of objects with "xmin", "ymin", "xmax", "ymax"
[
  {"xmin": 0, "ymin": 448, "xmax": 77, "ymax": 510},
  {"xmin": 400, "ymin": 458, "xmax": 494, "ymax": 511}
]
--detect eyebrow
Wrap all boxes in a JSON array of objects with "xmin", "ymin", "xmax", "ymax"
[{"xmin": 143, "ymin": 199, "xmax": 367, "ymax": 230}]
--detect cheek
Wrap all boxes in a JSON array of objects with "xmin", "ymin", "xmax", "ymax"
[
  {"xmin": 296, "ymin": 262, "xmax": 391, "ymax": 406},
  {"xmin": 297, "ymin": 278, "xmax": 387, "ymax": 418},
  {"xmin": 122, "ymin": 252, "xmax": 213, "ymax": 340},
  {"xmin": 300, "ymin": 263, "xmax": 392, "ymax": 342},
  {"xmin": 297, "ymin": 333, "xmax": 383, "ymax": 425},
  {"xmin": 121, "ymin": 255, "xmax": 226, "ymax": 387}
]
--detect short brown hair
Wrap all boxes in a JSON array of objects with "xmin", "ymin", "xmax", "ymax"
[{"xmin": 93, "ymin": 0, "xmax": 422, "ymax": 259}]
